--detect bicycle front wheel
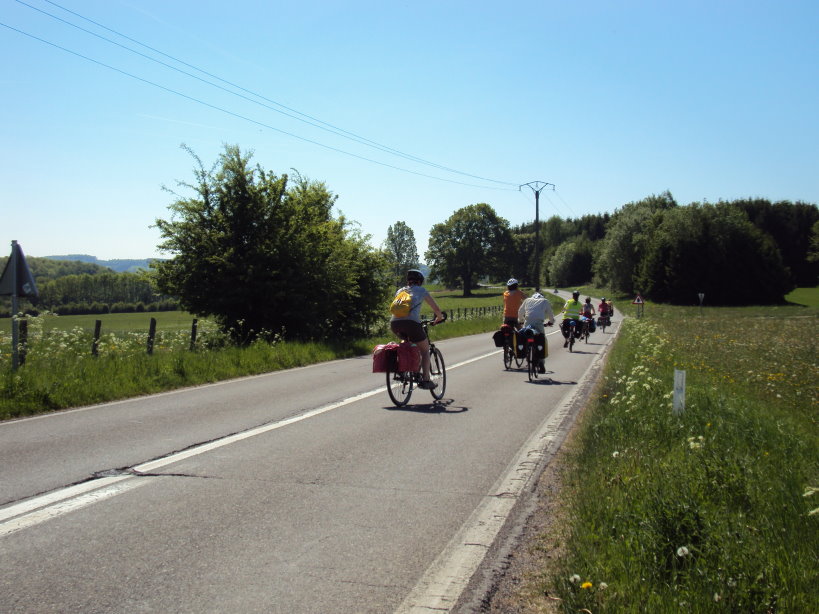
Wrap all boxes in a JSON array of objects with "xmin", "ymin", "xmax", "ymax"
[
  {"xmin": 386, "ymin": 369, "xmax": 412, "ymax": 407},
  {"xmin": 429, "ymin": 347, "xmax": 446, "ymax": 400}
]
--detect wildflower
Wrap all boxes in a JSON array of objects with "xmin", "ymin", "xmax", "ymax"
[
  {"xmin": 676, "ymin": 546, "xmax": 690, "ymax": 557},
  {"xmin": 569, "ymin": 574, "xmax": 581, "ymax": 584},
  {"xmin": 581, "ymin": 581, "xmax": 593, "ymax": 589},
  {"xmin": 598, "ymin": 582, "xmax": 608, "ymax": 590},
  {"xmin": 714, "ymin": 593, "xmax": 721, "ymax": 602},
  {"xmin": 612, "ymin": 451, "xmax": 620, "ymax": 458},
  {"xmin": 727, "ymin": 578, "xmax": 737, "ymax": 588}
]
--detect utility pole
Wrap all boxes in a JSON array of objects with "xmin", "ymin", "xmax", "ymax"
[{"xmin": 520, "ymin": 181, "xmax": 555, "ymax": 292}]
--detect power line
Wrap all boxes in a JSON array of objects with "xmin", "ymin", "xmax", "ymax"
[
  {"xmin": 18, "ymin": 0, "xmax": 520, "ymax": 188},
  {"xmin": 2, "ymin": 21, "xmax": 519, "ymax": 191}
]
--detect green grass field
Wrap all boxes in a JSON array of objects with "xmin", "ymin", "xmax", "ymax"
[{"xmin": 522, "ymin": 298, "xmax": 818, "ymax": 612}]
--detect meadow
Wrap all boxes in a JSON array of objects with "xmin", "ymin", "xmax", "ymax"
[
  {"xmin": 519, "ymin": 297, "xmax": 818, "ymax": 612},
  {"xmin": 0, "ymin": 286, "xmax": 559, "ymax": 419}
]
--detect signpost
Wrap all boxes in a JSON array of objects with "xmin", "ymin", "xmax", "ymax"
[
  {"xmin": 698, "ymin": 292, "xmax": 705, "ymax": 315},
  {"xmin": 632, "ymin": 293, "xmax": 644, "ymax": 318},
  {"xmin": 0, "ymin": 240, "xmax": 39, "ymax": 370}
]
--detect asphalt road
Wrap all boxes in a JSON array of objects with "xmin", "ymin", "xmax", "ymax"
[{"xmin": 0, "ymin": 306, "xmax": 619, "ymax": 614}]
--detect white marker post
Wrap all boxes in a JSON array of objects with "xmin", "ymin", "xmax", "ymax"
[{"xmin": 673, "ymin": 369, "xmax": 686, "ymax": 415}]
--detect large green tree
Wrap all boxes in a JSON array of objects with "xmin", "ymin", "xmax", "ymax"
[
  {"xmin": 593, "ymin": 191, "xmax": 678, "ymax": 293},
  {"xmin": 152, "ymin": 145, "xmax": 391, "ymax": 342},
  {"xmin": 635, "ymin": 203, "xmax": 790, "ymax": 304},
  {"xmin": 383, "ymin": 221, "xmax": 420, "ymax": 286},
  {"xmin": 425, "ymin": 203, "xmax": 512, "ymax": 296}
]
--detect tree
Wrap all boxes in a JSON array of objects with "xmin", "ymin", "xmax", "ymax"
[
  {"xmin": 152, "ymin": 144, "xmax": 391, "ymax": 342},
  {"xmin": 593, "ymin": 191, "xmax": 677, "ymax": 293},
  {"xmin": 425, "ymin": 203, "xmax": 512, "ymax": 296},
  {"xmin": 635, "ymin": 203, "xmax": 791, "ymax": 305},
  {"xmin": 548, "ymin": 238, "xmax": 594, "ymax": 288},
  {"xmin": 383, "ymin": 221, "xmax": 420, "ymax": 286}
]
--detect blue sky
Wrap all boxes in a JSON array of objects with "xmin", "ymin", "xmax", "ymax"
[{"xmin": 2, "ymin": 0, "xmax": 817, "ymax": 261}]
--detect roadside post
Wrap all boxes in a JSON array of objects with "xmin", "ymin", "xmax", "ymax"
[
  {"xmin": 632, "ymin": 293, "xmax": 644, "ymax": 318},
  {"xmin": 698, "ymin": 292, "xmax": 705, "ymax": 315},
  {"xmin": 0, "ymin": 240, "xmax": 39, "ymax": 370},
  {"xmin": 673, "ymin": 369, "xmax": 686, "ymax": 415}
]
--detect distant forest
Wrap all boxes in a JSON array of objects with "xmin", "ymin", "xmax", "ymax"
[{"xmin": 0, "ymin": 257, "xmax": 175, "ymax": 317}]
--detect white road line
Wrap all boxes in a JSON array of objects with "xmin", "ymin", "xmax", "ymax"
[
  {"xmin": 0, "ymin": 478, "xmax": 150, "ymax": 538},
  {"xmin": 0, "ymin": 349, "xmax": 501, "ymax": 535}
]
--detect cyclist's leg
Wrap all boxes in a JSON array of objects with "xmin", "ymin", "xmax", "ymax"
[{"xmin": 416, "ymin": 337, "xmax": 431, "ymax": 380}]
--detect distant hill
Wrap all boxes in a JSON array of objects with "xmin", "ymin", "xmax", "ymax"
[{"xmin": 43, "ymin": 254, "xmax": 158, "ymax": 273}]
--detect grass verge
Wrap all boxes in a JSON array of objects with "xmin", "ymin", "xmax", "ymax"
[
  {"xmin": 522, "ymin": 301, "xmax": 818, "ymax": 612},
  {"xmin": 0, "ymin": 306, "xmax": 509, "ymax": 420}
]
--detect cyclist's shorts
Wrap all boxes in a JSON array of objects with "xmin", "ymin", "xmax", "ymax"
[
  {"xmin": 503, "ymin": 316, "xmax": 520, "ymax": 327},
  {"xmin": 390, "ymin": 319, "xmax": 427, "ymax": 343}
]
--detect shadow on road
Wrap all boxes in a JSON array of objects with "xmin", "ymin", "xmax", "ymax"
[{"xmin": 383, "ymin": 398, "xmax": 468, "ymax": 414}]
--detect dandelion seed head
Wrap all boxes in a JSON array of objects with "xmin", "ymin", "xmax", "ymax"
[
  {"xmin": 569, "ymin": 574, "xmax": 581, "ymax": 584},
  {"xmin": 676, "ymin": 546, "xmax": 690, "ymax": 557}
]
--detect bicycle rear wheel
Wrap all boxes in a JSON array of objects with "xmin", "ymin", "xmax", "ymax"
[
  {"xmin": 503, "ymin": 343, "xmax": 512, "ymax": 370},
  {"xmin": 386, "ymin": 369, "xmax": 412, "ymax": 407},
  {"xmin": 527, "ymin": 343, "xmax": 536, "ymax": 381},
  {"xmin": 429, "ymin": 346, "xmax": 446, "ymax": 400}
]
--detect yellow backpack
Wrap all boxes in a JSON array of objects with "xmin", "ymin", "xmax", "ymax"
[{"xmin": 390, "ymin": 288, "xmax": 414, "ymax": 317}]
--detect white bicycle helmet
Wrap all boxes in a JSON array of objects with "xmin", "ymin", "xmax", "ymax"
[{"xmin": 507, "ymin": 278, "xmax": 518, "ymax": 287}]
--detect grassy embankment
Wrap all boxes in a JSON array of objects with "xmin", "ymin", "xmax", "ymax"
[
  {"xmin": 516, "ymin": 288, "xmax": 818, "ymax": 612},
  {"xmin": 0, "ymin": 287, "xmax": 561, "ymax": 419}
]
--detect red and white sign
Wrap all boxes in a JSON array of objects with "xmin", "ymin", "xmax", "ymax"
[{"xmin": 632, "ymin": 294, "xmax": 644, "ymax": 305}]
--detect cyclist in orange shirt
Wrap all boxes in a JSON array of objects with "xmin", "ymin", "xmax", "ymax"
[{"xmin": 502, "ymin": 278, "xmax": 527, "ymax": 327}]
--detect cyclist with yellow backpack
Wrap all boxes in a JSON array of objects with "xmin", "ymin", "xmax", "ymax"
[{"xmin": 390, "ymin": 269, "xmax": 445, "ymax": 389}]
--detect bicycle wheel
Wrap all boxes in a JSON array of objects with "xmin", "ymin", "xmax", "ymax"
[
  {"xmin": 526, "ymin": 343, "xmax": 537, "ymax": 382},
  {"xmin": 429, "ymin": 346, "xmax": 446, "ymax": 400},
  {"xmin": 514, "ymin": 349, "xmax": 526, "ymax": 369},
  {"xmin": 503, "ymin": 342, "xmax": 512, "ymax": 370},
  {"xmin": 569, "ymin": 331, "xmax": 575, "ymax": 352},
  {"xmin": 386, "ymin": 369, "xmax": 412, "ymax": 407}
]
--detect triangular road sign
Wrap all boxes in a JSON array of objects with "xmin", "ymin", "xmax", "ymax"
[{"xmin": 632, "ymin": 294, "xmax": 644, "ymax": 305}]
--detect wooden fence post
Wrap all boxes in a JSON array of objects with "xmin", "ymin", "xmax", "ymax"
[
  {"xmin": 147, "ymin": 317, "xmax": 157, "ymax": 355},
  {"xmin": 91, "ymin": 320, "xmax": 102, "ymax": 356},
  {"xmin": 190, "ymin": 318, "xmax": 198, "ymax": 351}
]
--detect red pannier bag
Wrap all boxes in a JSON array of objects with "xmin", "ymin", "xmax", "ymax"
[
  {"xmin": 372, "ymin": 342, "xmax": 399, "ymax": 373},
  {"xmin": 396, "ymin": 342, "xmax": 421, "ymax": 372}
]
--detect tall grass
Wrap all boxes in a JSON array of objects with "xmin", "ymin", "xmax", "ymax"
[{"xmin": 537, "ymin": 302, "xmax": 818, "ymax": 612}]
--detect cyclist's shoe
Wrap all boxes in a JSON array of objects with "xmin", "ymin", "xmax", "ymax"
[
  {"xmin": 563, "ymin": 340, "xmax": 568, "ymax": 348},
  {"xmin": 538, "ymin": 361, "xmax": 546, "ymax": 374},
  {"xmin": 418, "ymin": 380, "xmax": 438, "ymax": 390}
]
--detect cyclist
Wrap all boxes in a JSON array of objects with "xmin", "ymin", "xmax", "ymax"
[
  {"xmin": 582, "ymin": 297, "xmax": 596, "ymax": 318},
  {"xmin": 517, "ymin": 292, "xmax": 555, "ymax": 373},
  {"xmin": 502, "ymin": 278, "xmax": 527, "ymax": 327},
  {"xmin": 598, "ymin": 297, "xmax": 612, "ymax": 322},
  {"xmin": 561, "ymin": 290, "xmax": 583, "ymax": 347},
  {"xmin": 390, "ymin": 269, "xmax": 445, "ymax": 389}
]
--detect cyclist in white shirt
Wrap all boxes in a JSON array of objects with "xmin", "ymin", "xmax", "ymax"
[{"xmin": 517, "ymin": 292, "xmax": 555, "ymax": 373}]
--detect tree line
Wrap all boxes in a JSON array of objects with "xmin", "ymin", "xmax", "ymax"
[
  {"xmin": 5, "ymin": 144, "xmax": 816, "ymax": 341},
  {"xmin": 420, "ymin": 191, "xmax": 817, "ymax": 305}
]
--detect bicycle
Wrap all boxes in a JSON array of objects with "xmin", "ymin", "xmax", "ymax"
[
  {"xmin": 561, "ymin": 319, "xmax": 581, "ymax": 352},
  {"xmin": 503, "ymin": 326, "xmax": 526, "ymax": 370},
  {"xmin": 523, "ymin": 324, "xmax": 551, "ymax": 381},
  {"xmin": 598, "ymin": 313, "xmax": 611, "ymax": 333},
  {"xmin": 386, "ymin": 315, "xmax": 447, "ymax": 407},
  {"xmin": 581, "ymin": 317, "xmax": 591, "ymax": 343}
]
